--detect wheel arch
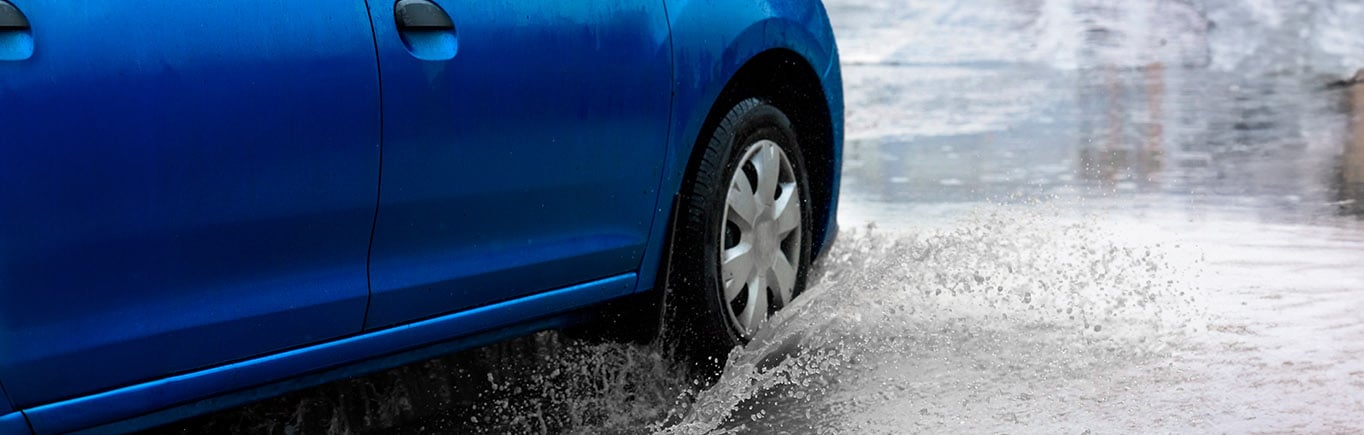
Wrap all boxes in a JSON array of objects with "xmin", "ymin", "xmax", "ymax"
[
  {"xmin": 632, "ymin": 1, "xmax": 843, "ymax": 295},
  {"xmin": 681, "ymin": 48, "xmax": 840, "ymax": 260}
]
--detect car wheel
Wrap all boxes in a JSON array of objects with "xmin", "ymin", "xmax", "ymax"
[{"xmin": 669, "ymin": 97, "xmax": 813, "ymax": 371}]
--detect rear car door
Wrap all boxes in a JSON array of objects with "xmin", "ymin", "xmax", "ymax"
[
  {"xmin": 0, "ymin": 1, "xmax": 380, "ymax": 407},
  {"xmin": 363, "ymin": 1, "xmax": 673, "ymax": 327}
]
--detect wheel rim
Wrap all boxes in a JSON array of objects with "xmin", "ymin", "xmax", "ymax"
[{"xmin": 719, "ymin": 139, "xmax": 802, "ymax": 338}]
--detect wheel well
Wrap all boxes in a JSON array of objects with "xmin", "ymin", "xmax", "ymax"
[{"xmin": 687, "ymin": 49, "xmax": 836, "ymax": 255}]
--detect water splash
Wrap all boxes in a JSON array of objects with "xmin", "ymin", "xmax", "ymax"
[
  {"xmin": 469, "ymin": 337, "xmax": 694, "ymax": 434},
  {"xmin": 660, "ymin": 206, "xmax": 1206, "ymax": 433}
]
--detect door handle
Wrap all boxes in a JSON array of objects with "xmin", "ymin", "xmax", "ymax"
[
  {"xmin": 0, "ymin": 0, "xmax": 33, "ymax": 61},
  {"xmin": 0, "ymin": 1, "xmax": 29, "ymax": 31},
  {"xmin": 395, "ymin": 0, "xmax": 453, "ymax": 31},
  {"xmin": 393, "ymin": 0, "xmax": 456, "ymax": 61}
]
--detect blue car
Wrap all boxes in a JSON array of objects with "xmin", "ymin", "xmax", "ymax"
[{"xmin": 0, "ymin": 0, "xmax": 842, "ymax": 432}]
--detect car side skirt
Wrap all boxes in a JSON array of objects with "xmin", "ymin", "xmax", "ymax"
[
  {"xmin": 0, "ymin": 412, "xmax": 29, "ymax": 435},
  {"xmin": 23, "ymin": 274, "xmax": 637, "ymax": 434}
]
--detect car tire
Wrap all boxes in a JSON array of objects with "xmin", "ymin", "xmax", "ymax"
[{"xmin": 667, "ymin": 97, "xmax": 813, "ymax": 373}]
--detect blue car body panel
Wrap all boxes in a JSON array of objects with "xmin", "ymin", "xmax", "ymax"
[
  {"xmin": 362, "ymin": 0, "xmax": 672, "ymax": 329},
  {"xmin": 0, "ymin": 0, "xmax": 381, "ymax": 409},
  {"xmin": 0, "ymin": 413, "xmax": 28, "ymax": 435},
  {"xmin": 0, "ymin": 385, "xmax": 27, "ymax": 435},
  {"xmin": 0, "ymin": 0, "xmax": 841, "ymax": 432},
  {"xmin": 21, "ymin": 274, "xmax": 633, "ymax": 434}
]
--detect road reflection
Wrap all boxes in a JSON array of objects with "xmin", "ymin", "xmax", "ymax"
[
  {"xmin": 842, "ymin": 60, "xmax": 1354, "ymax": 222},
  {"xmin": 1334, "ymin": 72, "xmax": 1364, "ymax": 214}
]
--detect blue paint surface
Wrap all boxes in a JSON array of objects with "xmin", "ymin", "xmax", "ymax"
[
  {"xmin": 362, "ymin": 0, "xmax": 671, "ymax": 329},
  {"xmin": 0, "ymin": 0, "xmax": 381, "ymax": 409},
  {"xmin": 22, "ymin": 274, "xmax": 633, "ymax": 434},
  {"xmin": 0, "ymin": 412, "xmax": 29, "ymax": 435}
]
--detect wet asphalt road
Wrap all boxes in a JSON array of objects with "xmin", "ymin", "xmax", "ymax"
[{"xmin": 159, "ymin": 0, "xmax": 1364, "ymax": 433}]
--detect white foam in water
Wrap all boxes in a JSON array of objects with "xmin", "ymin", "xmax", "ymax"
[
  {"xmin": 467, "ymin": 338, "xmax": 693, "ymax": 434},
  {"xmin": 659, "ymin": 205, "xmax": 1206, "ymax": 433}
]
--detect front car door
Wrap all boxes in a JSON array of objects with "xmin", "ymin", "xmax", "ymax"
[
  {"xmin": 364, "ymin": 1, "xmax": 673, "ymax": 327},
  {"xmin": 0, "ymin": 0, "xmax": 380, "ymax": 407}
]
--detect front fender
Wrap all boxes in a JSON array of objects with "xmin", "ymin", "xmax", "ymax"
[
  {"xmin": 664, "ymin": 0, "xmax": 837, "ymax": 154},
  {"xmin": 633, "ymin": 0, "xmax": 842, "ymax": 293}
]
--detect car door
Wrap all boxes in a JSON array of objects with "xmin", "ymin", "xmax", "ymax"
[
  {"xmin": 0, "ymin": 1, "xmax": 380, "ymax": 407},
  {"xmin": 363, "ymin": 1, "xmax": 673, "ymax": 328}
]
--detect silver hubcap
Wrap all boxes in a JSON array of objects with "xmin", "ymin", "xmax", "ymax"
[{"xmin": 720, "ymin": 139, "xmax": 802, "ymax": 338}]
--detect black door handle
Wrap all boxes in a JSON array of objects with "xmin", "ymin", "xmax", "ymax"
[
  {"xmin": 0, "ymin": 1, "xmax": 29, "ymax": 31},
  {"xmin": 395, "ymin": 0, "xmax": 453, "ymax": 31}
]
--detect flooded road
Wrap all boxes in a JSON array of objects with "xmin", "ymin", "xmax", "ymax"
[
  {"xmin": 674, "ymin": 0, "xmax": 1364, "ymax": 432},
  {"xmin": 160, "ymin": 0, "xmax": 1364, "ymax": 433}
]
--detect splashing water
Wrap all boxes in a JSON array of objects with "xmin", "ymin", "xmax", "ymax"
[
  {"xmin": 457, "ymin": 205, "xmax": 1205, "ymax": 434},
  {"xmin": 658, "ymin": 206, "xmax": 1205, "ymax": 433},
  {"xmin": 468, "ymin": 337, "xmax": 694, "ymax": 434}
]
